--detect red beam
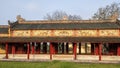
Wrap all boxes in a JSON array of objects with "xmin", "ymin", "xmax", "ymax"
[
  {"xmin": 12, "ymin": 45, "xmax": 15, "ymax": 57},
  {"xmin": 27, "ymin": 43, "xmax": 30, "ymax": 60},
  {"xmin": 5, "ymin": 43, "xmax": 8, "ymax": 59},
  {"xmin": 99, "ymin": 43, "xmax": 102, "ymax": 61},
  {"xmin": 50, "ymin": 43, "xmax": 53, "ymax": 60},
  {"xmin": 73, "ymin": 43, "xmax": 77, "ymax": 60}
]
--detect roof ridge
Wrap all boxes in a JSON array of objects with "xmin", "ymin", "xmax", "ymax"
[
  {"xmin": 0, "ymin": 25, "xmax": 8, "ymax": 28},
  {"xmin": 15, "ymin": 15, "xmax": 117, "ymax": 24},
  {"xmin": 18, "ymin": 19, "xmax": 117, "ymax": 24}
]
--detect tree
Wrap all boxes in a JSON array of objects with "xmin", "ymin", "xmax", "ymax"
[
  {"xmin": 44, "ymin": 11, "xmax": 82, "ymax": 20},
  {"xmin": 92, "ymin": 2, "xmax": 120, "ymax": 20}
]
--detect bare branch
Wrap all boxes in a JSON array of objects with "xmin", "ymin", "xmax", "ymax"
[{"xmin": 92, "ymin": 2, "xmax": 120, "ymax": 20}]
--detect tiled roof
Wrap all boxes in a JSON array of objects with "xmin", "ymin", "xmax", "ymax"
[
  {"xmin": 0, "ymin": 25, "xmax": 8, "ymax": 34},
  {"xmin": 10, "ymin": 22, "xmax": 120, "ymax": 30}
]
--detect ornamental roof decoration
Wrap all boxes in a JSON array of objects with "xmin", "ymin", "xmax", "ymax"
[{"xmin": 16, "ymin": 15, "xmax": 25, "ymax": 23}]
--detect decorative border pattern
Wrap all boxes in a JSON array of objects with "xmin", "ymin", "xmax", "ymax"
[
  {"xmin": 12, "ymin": 30, "xmax": 30, "ymax": 37},
  {"xmin": 10, "ymin": 29, "xmax": 120, "ymax": 37},
  {"xmin": 99, "ymin": 30, "xmax": 119, "ymax": 36}
]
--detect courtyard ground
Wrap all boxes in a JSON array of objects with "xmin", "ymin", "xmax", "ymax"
[{"xmin": 0, "ymin": 61, "xmax": 120, "ymax": 68}]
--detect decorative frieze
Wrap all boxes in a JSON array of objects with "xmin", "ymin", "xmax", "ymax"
[
  {"xmin": 99, "ymin": 30, "xmax": 119, "ymax": 36},
  {"xmin": 11, "ymin": 29, "xmax": 120, "ymax": 37},
  {"xmin": 12, "ymin": 30, "xmax": 30, "ymax": 37},
  {"xmin": 32, "ymin": 30, "xmax": 51, "ymax": 37},
  {"xmin": 76, "ymin": 30, "xmax": 97, "ymax": 37},
  {"xmin": 54, "ymin": 30, "xmax": 73, "ymax": 37}
]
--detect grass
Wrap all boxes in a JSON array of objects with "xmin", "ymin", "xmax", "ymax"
[{"xmin": 0, "ymin": 61, "xmax": 120, "ymax": 68}]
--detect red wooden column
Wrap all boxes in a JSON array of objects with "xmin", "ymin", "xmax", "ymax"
[
  {"xmin": 5, "ymin": 43, "xmax": 8, "ymax": 59},
  {"xmin": 27, "ymin": 43, "xmax": 30, "ymax": 60},
  {"xmin": 32, "ymin": 45, "xmax": 34, "ymax": 54},
  {"xmin": 117, "ymin": 44, "xmax": 120, "ymax": 56},
  {"xmin": 50, "ymin": 43, "xmax": 53, "ymax": 60},
  {"xmin": 12, "ymin": 45, "xmax": 15, "ymax": 57},
  {"xmin": 53, "ymin": 45, "xmax": 55, "ymax": 54},
  {"xmin": 73, "ymin": 43, "xmax": 77, "ymax": 60},
  {"xmin": 99, "ymin": 43, "xmax": 102, "ymax": 61}
]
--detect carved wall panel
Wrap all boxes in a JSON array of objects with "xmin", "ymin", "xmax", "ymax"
[
  {"xmin": 76, "ymin": 30, "xmax": 97, "ymax": 37},
  {"xmin": 12, "ymin": 30, "xmax": 30, "ymax": 37},
  {"xmin": 32, "ymin": 30, "xmax": 51, "ymax": 37},
  {"xmin": 99, "ymin": 30, "xmax": 119, "ymax": 36},
  {"xmin": 54, "ymin": 30, "xmax": 73, "ymax": 37}
]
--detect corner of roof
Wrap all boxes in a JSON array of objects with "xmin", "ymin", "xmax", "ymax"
[
  {"xmin": 8, "ymin": 20, "xmax": 19, "ymax": 28},
  {"xmin": 115, "ymin": 19, "xmax": 120, "ymax": 27}
]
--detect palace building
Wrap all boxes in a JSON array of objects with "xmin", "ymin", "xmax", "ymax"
[{"xmin": 0, "ymin": 15, "xmax": 120, "ymax": 61}]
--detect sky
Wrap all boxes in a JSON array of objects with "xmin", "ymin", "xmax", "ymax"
[{"xmin": 0, "ymin": 0, "xmax": 120, "ymax": 25}]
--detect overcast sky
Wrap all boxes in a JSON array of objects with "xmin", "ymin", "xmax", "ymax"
[{"xmin": 0, "ymin": 0, "xmax": 120, "ymax": 25}]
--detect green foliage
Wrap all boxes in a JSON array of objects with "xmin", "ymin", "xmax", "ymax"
[{"xmin": 0, "ymin": 61, "xmax": 120, "ymax": 68}]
